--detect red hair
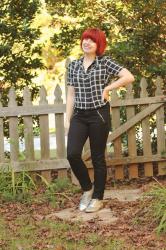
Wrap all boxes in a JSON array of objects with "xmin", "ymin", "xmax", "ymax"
[{"xmin": 81, "ymin": 28, "xmax": 107, "ymax": 56}]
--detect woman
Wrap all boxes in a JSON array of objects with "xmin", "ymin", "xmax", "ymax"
[{"xmin": 65, "ymin": 28, "xmax": 134, "ymax": 213}]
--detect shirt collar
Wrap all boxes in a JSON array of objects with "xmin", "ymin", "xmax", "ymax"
[{"xmin": 77, "ymin": 55, "xmax": 99, "ymax": 67}]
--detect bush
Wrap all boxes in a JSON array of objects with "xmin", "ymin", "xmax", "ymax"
[
  {"xmin": 0, "ymin": 167, "xmax": 36, "ymax": 202},
  {"xmin": 143, "ymin": 183, "xmax": 166, "ymax": 235}
]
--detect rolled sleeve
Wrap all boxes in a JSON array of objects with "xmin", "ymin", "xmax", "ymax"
[
  {"xmin": 67, "ymin": 62, "xmax": 74, "ymax": 86},
  {"xmin": 105, "ymin": 56, "xmax": 123, "ymax": 76}
]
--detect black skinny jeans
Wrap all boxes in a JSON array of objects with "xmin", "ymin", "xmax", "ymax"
[{"xmin": 67, "ymin": 102, "xmax": 111, "ymax": 200}]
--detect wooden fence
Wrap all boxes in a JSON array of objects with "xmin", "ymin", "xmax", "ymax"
[
  {"xmin": 82, "ymin": 76, "xmax": 166, "ymax": 183},
  {"xmin": 0, "ymin": 72, "xmax": 165, "ymax": 183},
  {"xmin": 0, "ymin": 85, "xmax": 69, "ymax": 181}
]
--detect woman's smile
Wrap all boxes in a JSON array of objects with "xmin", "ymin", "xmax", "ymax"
[{"xmin": 82, "ymin": 38, "xmax": 97, "ymax": 54}]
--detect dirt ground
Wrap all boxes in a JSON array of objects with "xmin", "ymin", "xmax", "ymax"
[{"xmin": 0, "ymin": 176, "xmax": 166, "ymax": 250}]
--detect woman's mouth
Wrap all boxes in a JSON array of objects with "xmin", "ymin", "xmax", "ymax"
[{"xmin": 83, "ymin": 46, "xmax": 91, "ymax": 49}]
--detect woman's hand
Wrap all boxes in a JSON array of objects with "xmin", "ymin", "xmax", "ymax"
[{"xmin": 102, "ymin": 87, "xmax": 110, "ymax": 102}]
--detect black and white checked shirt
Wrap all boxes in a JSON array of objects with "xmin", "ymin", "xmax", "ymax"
[{"xmin": 67, "ymin": 55, "xmax": 123, "ymax": 109}]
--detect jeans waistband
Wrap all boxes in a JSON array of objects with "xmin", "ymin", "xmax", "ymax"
[{"xmin": 74, "ymin": 102, "xmax": 109, "ymax": 112}]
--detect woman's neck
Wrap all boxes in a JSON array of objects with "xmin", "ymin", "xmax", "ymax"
[
  {"xmin": 83, "ymin": 53, "xmax": 96, "ymax": 62},
  {"xmin": 83, "ymin": 53, "xmax": 96, "ymax": 72}
]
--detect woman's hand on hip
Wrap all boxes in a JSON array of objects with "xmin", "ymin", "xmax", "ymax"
[{"xmin": 102, "ymin": 87, "xmax": 110, "ymax": 102}]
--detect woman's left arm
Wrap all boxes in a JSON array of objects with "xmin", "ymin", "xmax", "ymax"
[{"xmin": 102, "ymin": 68, "xmax": 135, "ymax": 101}]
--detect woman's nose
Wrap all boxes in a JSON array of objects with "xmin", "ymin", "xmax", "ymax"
[{"xmin": 84, "ymin": 39, "xmax": 91, "ymax": 44}]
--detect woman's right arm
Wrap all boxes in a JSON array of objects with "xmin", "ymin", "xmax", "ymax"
[{"xmin": 65, "ymin": 86, "xmax": 75, "ymax": 134}]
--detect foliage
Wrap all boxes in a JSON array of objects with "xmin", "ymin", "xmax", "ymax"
[
  {"xmin": 45, "ymin": 0, "xmax": 165, "ymax": 154},
  {"xmin": 143, "ymin": 183, "xmax": 166, "ymax": 235},
  {"xmin": 46, "ymin": 0, "xmax": 166, "ymax": 86},
  {"xmin": 0, "ymin": 215, "xmax": 126, "ymax": 249},
  {"xmin": 37, "ymin": 175, "xmax": 80, "ymax": 208},
  {"xmin": 0, "ymin": 168, "xmax": 79, "ymax": 206},
  {"xmin": 0, "ymin": 0, "xmax": 43, "ymax": 107},
  {"xmin": 0, "ymin": 167, "xmax": 36, "ymax": 202}
]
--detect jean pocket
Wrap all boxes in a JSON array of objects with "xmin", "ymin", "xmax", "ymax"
[
  {"xmin": 71, "ymin": 110, "xmax": 79, "ymax": 119},
  {"xmin": 96, "ymin": 110, "xmax": 106, "ymax": 123},
  {"xmin": 96, "ymin": 108, "xmax": 111, "ymax": 130}
]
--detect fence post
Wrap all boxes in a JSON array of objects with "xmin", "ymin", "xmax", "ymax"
[
  {"xmin": 155, "ymin": 77, "xmax": 166, "ymax": 175},
  {"xmin": 54, "ymin": 84, "xmax": 67, "ymax": 178},
  {"xmin": 0, "ymin": 94, "xmax": 5, "ymax": 164},
  {"xmin": 126, "ymin": 84, "xmax": 138, "ymax": 178},
  {"xmin": 23, "ymin": 87, "xmax": 34, "ymax": 161},
  {"xmin": 8, "ymin": 87, "xmax": 19, "ymax": 162},
  {"xmin": 111, "ymin": 89, "xmax": 124, "ymax": 179},
  {"xmin": 39, "ymin": 86, "xmax": 51, "ymax": 182},
  {"xmin": 140, "ymin": 78, "xmax": 153, "ymax": 176}
]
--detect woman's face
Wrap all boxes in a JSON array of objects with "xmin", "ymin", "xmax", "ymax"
[{"xmin": 82, "ymin": 38, "xmax": 97, "ymax": 55}]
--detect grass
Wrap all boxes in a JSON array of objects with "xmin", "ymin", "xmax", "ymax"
[
  {"xmin": 0, "ymin": 167, "xmax": 165, "ymax": 249},
  {"xmin": 39, "ymin": 176, "xmax": 80, "ymax": 208},
  {"xmin": 143, "ymin": 182, "xmax": 166, "ymax": 235},
  {"xmin": 131, "ymin": 180, "xmax": 166, "ymax": 236},
  {"xmin": 0, "ymin": 171, "xmax": 126, "ymax": 250},
  {"xmin": 0, "ymin": 168, "xmax": 80, "ymax": 206},
  {"xmin": 0, "ymin": 216, "xmax": 125, "ymax": 250},
  {"xmin": 0, "ymin": 167, "xmax": 36, "ymax": 202}
]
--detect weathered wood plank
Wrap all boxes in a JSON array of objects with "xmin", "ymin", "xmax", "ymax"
[
  {"xmin": 70, "ymin": 171, "xmax": 79, "ymax": 185},
  {"xmin": 140, "ymin": 78, "xmax": 153, "ymax": 176},
  {"xmin": 110, "ymin": 95, "xmax": 165, "ymax": 107},
  {"xmin": 39, "ymin": 115, "xmax": 50, "ymax": 159},
  {"xmin": 155, "ymin": 77, "xmax": 166, "ymax": 175},
  {"xmin": 0, "ymin": 159, "xmax": 70, "ymax": 172},
  {"xmin": 84, "ymin": 154, "xmax": 166, "ymax": 168},
  {"xmin": 54, "ymin": 85, "xmax": 67, "ymax": 178},
  {"xmin": 111, "ymin": 90, "xmax": 124, "ymax": 179},
  {"xmin": 1, "ymin": 155, "xmax": 164, "ymax": 172},
  {"xmin": 9, "ymin": 118, "xmax": 19, "ymax": 161},
  {"xmin": 83, "ymin": 139, "xmax": 93, "ymax": 182},
  {"xmin": 0, "ymin": 97, "xmax": 5, "ymax": 162},
  {"xmin": 24, "ymin": 117, "xmax": 34, "ymax": 160},
  {"xmin": 126, "ymin": 84, "xmax": 138, "ymax": 179},
  {"xmin": 23, "ymin": 87, "xmax": 34, "ymax": 161},
  {"xmin": 0, "ymin": 103, "xmax": 66, "ymax": 117},
  {"xmin": 108, "ymin": 102, "xmax": 163, "ymax": 143},
  {"xmin": 39, "ymin": 86, "xmax": 51, "ymax": 182},
  {"xmin": 84, "ymin": 139, "xmax": 90, "ymax": 152},
  {"xmin": 8, "ymin": 88, "xmax": 19, "ymax": 161}
]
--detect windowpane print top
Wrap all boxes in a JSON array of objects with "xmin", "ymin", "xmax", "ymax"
[{"xmin": 67, "ymin": 55, "xmax": 123, "ymax": 109}]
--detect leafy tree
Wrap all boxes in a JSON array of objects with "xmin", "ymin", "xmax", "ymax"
[
  {"xmin": 0, "ymin": 0, "xmax": 43, "ymax": 106},
  {"xmin": 46, "ymin": 0, "xmax": 165, "ymax": 153},
  {"xmin": 46, "ymin": 0, "xmax": 166, "ymax": 90}
]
